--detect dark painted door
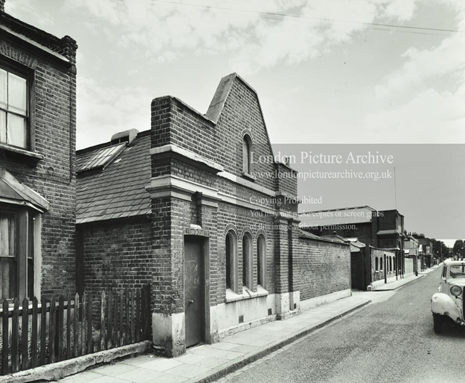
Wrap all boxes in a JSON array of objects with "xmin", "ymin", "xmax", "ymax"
[
  {"xmin": 184, "ymin": 238, "xmax": 205, "ymax": 347},
  {"xmin": 351, "ymin": 252, "xmax": 363, "ymax": 290}
]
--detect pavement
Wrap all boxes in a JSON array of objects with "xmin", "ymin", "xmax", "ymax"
[
  {"xmin": 372, "ymin": 265, "xmax": 438, "ymax": 291},
  {"xmin": 57, "ymin": 267, "xmax": 437, "ymax": 383},
  {"xmin": 57, "ymin": 297, "xmax": 369, "ymax": 383}
]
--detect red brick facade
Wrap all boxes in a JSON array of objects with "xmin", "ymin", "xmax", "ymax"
[
  {"xmin": 79, "ymin": 217, "xmax": 153, "ymax": 297},
  {"xmin": 295, "ymin": 237, "xmax": 350, "ymax": 301},
  {"xmin": 0, "ymin": 8, "xmax": 77, "ymax": 299}
]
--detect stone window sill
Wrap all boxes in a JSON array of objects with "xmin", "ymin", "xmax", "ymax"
[
  {"xmin": 225, "ymin": 286, "xmax": 268, "ymax": 303},
  {"xmin": 0, "ymin": 143, "xmax": 44, "ymax": 160}
]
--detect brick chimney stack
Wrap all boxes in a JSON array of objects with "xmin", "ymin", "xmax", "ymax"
[{"xmin": 0, "ymin": 0, "xmax": 5, "ymax": 13}]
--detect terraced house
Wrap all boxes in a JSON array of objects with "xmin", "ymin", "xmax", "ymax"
[
  {"xmin": 76, "ymin": 73, "xmax": 352, "ymax": 357},
  {"xmin": 0, "ymin": 0, "xmax": 77, "ymax": 301}
]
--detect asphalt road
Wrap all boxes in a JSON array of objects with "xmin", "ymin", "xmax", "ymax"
[{"xmin": 216, "ymin": 268, "xmax": 465, "ymax": 383}]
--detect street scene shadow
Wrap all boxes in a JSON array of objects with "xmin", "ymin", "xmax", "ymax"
[{"xmin": 434, "ymin": 320, "xmax": 465, "ymax": 339}]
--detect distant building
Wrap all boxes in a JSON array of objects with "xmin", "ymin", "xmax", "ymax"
[
  {"xmin": 414, "ymin": 235, "xmax": 434, "ymax": 267},
  {"xmin": 0, "ymin": 0, "xmax": 77, "ymax": 300},
  {"xmin": 403, "ymin": 235, "xmax": 419, "ymax": 257},
  {"xmin": 299, "ymin": 206, "xmax": 405, "ymax": 277}
]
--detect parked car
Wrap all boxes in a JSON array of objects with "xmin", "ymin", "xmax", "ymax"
[{"xmin": 431, "ymin": 260, "xmax": 465, "ymax": 333}]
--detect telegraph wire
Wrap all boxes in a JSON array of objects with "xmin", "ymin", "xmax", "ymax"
[{"xmin": 141, "ymin": 0, "xmax": 465, "ymax": 36}]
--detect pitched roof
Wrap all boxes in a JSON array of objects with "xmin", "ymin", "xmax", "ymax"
[
  {"xmin": 0, "ymin": 168, "xmax": 50, "ymax": 212},
  {"xmin": 204, "ymin": 73, "xmax": 296, "ymax": 172},
  {"xmin": 76, "ymin": 131, "xmax": 151, "ymax": 224},
  {"xmin": 1, "ymin": 12, "xmax": 77, "ymax": 64}
]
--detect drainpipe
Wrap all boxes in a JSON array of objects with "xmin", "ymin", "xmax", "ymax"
[{"xmin": 384, "ymin": 254, "xmax": 387, "ymax": 284}]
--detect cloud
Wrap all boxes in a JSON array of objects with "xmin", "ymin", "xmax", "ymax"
[
  {"xmin": 76, "ymin": 77, "xmax": 152, "ymax": 148},
  {"xmin": 365, "ymin": 0, "xmax": 465, "ymax": 143},
  {"xmin": 64, "ymin": 0, "xmax": 421, "ymax": 73},
  {"xmin": 375, "ymin": 30, "xmax": 465, "ymax": 99},
  {"xmin": 5, "ymin": 0, "xmax": 55, "ymax": 28},
  {"xmin": 364, "ymin": 88, "xmax": 465, "ymax": 143},
  {"xmin": 381, "ymin": 0, "xmax": 416, "ymax": 21}
]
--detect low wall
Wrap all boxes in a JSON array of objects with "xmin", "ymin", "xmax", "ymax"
[
  {"xmin": 215, "ymin": 291, "xmax": 275, "ymax": 336},
  {"xmin": 405, "ymin": 257, "xmax": 415, "ymax": 277},
  {"xmin": 294, "ymin": 236, "xmax": 351, "ymax": 301}
]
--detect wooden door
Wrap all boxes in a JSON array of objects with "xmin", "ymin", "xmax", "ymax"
[
  {"xmin": 184, "ymin": 238, "xmax": 205, "ymax": 347},
  {"xmin": 351, "ymin": 252, "xmax": 363, "ymax": 290}
]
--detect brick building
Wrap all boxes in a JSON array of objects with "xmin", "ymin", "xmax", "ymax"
[
  {"xmin": 0, "ymin": 1, "xmax": 77, "ymax": 300},
  {"xmin": 76, "ymin": 73, "xmax": 351, "ymax": 356},
  {"xmin": 300, "ymin": 206, "xmax": 405, "ymax": 273},
  {"xmin": 300, "ymin": 206, "xmax": 405, "ymax": 289},
  {"xmin": 414, "ymin": 234, "xmax": 434, "ymax": 268}
]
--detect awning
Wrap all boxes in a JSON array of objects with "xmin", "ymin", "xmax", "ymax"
[{"xmin": 0, "ymin": 168, "xmax": 50, "ymax": 212}]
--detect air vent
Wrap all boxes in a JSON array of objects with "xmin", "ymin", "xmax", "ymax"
[
  {"xmin": 238, "ymin": 315, "xmax": 244, "ymax": 324},
  {"xmin": 111, "ymin": 129, "xmax": 139, "ymax": 145}
]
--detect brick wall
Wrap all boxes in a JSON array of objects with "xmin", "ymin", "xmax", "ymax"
[
  {"xmin": 79, "ymin": 217, "xmax": 153, "ymax": 298},
  {"xmin": 0, "ymin": 27, "xmax": 77, "ymax": 298},
  {"xmin": 214, "ymin": 78, "xmax": 278, "ymax": 192},
  {"xmin": 276, "ymin": 163, "xmax": 298, "ymax": 198},
  {"xmin": 151, "ymin": 96, "xmax": 217, "ymax": 163},
  {"xmin": 378, "ymin": 210, "xmax": 398, "ymax": 231},
  {"xmin": 370, "ymin": 248, "xmax": 395, "ymax": 283},
  {"xmin": 294, "ymin": 237, "xmax": 350, "ymax": 301},
  {"xmin": 151, "ymin": 196, "xmax": 175, "ymax": 313}
]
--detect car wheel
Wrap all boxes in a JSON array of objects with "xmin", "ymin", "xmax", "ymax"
[{"xmin": 433, "ymin": 314, "xmax": 443, "ymax": 334}]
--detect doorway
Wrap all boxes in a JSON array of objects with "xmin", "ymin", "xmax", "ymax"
[{"xmin": 184, "ymin": 237, "xmax": 206, "ymax": 347}]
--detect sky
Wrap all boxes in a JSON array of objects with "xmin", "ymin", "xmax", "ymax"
[{"xmin": 6, "ymin": 0, "xmax": 465, "ymax": 244}]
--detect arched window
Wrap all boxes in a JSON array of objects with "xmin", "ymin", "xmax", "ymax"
[
  {"xmin": 225, "ymin": 230, "xmax": 237, "ymax": 291},
  {"xmin": 242, "ymin": 134, "xmax": 252, "ymax": 175},
  {"xmin": 390, "ymin": 257, "xmax": 393, "ymax": 272},
  {"xmin": 375, "ymin": 257, "xmax": 378, "ymax": 271},
  {"xmin": 380, "ymin": 257, "xmax": 383, "ymax": 271},
  {"xmin": 242, "ymin": 233, "xmax": 252, "ymax": 289},
  {"xmin": 257, "ymin": 235, "xmax": 266, "ymax": 288}
]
